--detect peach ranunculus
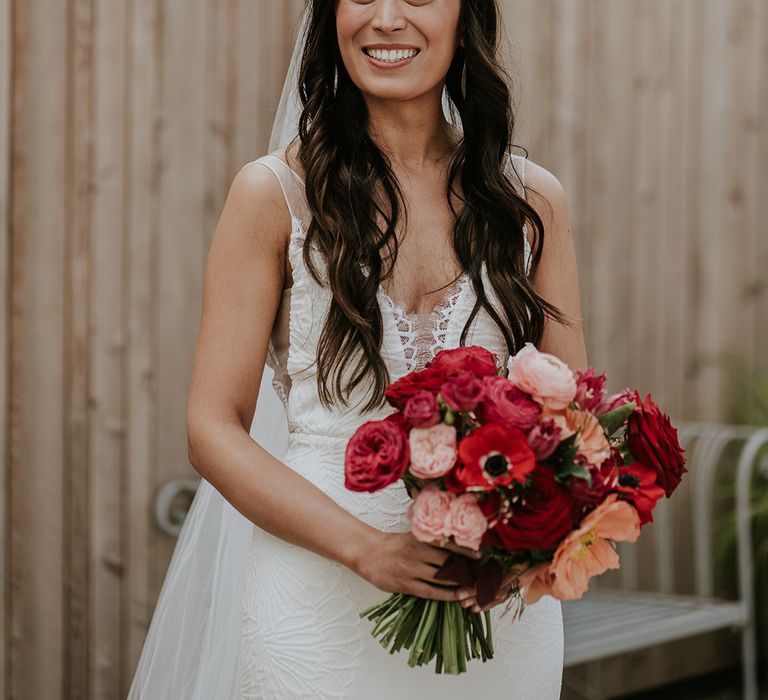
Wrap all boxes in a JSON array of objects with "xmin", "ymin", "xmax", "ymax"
[
  {"xmin": 549, "ymin": 406, "xmax": 612, "ymax": 466},
  {"xmin": 548, "ymin": 494, "xmax": 640, "ymax": 600},
  {"xmin": 409, "ymin": 423, "xmax": 458, "ymax": 479},
  {"xmin": 507, "ymin": 342, "xmax": 577, "ymax": 411},
  {"xmin": 446, "ymin": 494, "xmax": 488, "ymax": 550},
  {"xmin": 408, "ymin": 485, "xmax": 454, "ymax": 543}
]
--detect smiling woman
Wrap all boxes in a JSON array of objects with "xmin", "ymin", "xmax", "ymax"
[{"xmin": 127, "ymin": 0, "xmax": 578, "ymax": 697}]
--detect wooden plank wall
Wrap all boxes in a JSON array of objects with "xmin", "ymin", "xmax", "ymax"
[{"xmin": 1, "ymin": 1, "xmax": 766, "ymax": 698}]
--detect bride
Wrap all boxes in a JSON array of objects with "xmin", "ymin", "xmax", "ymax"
[{"xmin": 128, "ymin": 0, "xmax": 587, "ymax": 697}]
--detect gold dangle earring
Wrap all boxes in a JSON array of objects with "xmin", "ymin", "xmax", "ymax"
[{"xmin": 333, "ymin": 63, "xmax": 339, "ymax": 97}]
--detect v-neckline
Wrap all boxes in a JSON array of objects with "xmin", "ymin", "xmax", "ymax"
[{"xmin": 289, "ymin": 214, "xmax": 472, "ymax": 374}]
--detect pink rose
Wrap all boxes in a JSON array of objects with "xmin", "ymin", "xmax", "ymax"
[
  {"xmin": 408, "ymin": 485, "xmax": 454, "ymax": 543},
  {"xmin": 409, "ymin": 423, "xmax": 458, "ymax": 479},
  {"xmin": 440, "ymin": 372, "xmax": 485, "ymax": 412},
  {"xmin": 446, "ymin": 494, "xmax": 488, "ymax": 550},
  {"xmin": 478, "ymin": 375, "xmax": 542, "ymax": 431},
  {"xmin": 404, "ymin": 390, "xmax": 440, "ymax": 428},
  {"xmin": 507, "ymin": 342, "xmax": 577, "ymax": 411},
  {"xmin": 527, "ymin": 418, "xmax": 562, "ymax": 460},
  {"xmin": 595, "ymin": 387, "xmax": 634, "ymax": 417},
  {"xmin": 344, "ymin": 414, "xmax": 410, "ymax": 492},
  {"xmin": 574, "ymin": 367, "xmax": 607, "ymax": 412}
]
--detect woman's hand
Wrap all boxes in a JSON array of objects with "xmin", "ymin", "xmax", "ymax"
[{"xmin": 355, "ymin": 530, "xmax": 481, "ymax": 603}]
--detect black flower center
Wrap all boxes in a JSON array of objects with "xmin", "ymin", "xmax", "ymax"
[
  {"xmin": 484, "ymin": 453, "xmax": 509, "ymax": 477},
  {"xmin": 618, "ymin": 473, "xmax": 640, "ymax": 488}
]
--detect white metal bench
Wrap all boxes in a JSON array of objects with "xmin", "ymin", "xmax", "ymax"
[{"xmin": 561, "ymin": 422, "xmax": 767, "ymax": 699}]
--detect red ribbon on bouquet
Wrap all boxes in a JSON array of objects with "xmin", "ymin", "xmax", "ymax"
[{"xmin": 433, "ymin": 552, "xmax": 505, "ymax": 608}]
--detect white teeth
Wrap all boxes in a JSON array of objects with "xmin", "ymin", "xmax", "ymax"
[{"xmin": 364, "ymin": 48, "xmax": 419, "ymax": 63}]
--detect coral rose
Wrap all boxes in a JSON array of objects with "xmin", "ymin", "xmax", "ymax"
[{"xmin": 507, "ymin": 342, "xmax": 577, "ymax": 411}]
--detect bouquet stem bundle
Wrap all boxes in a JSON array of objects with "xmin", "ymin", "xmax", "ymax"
[{"xmin": 360, "ymin": 593, "xmax": 494, "ymax": 674}]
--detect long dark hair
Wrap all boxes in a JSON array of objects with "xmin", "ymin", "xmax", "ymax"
[{"xmin": 293, "ymin": 0, "xmax": 572, "ymax": 412}]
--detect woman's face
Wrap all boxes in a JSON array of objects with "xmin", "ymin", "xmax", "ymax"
[{"xmin": 335, "ymin": 0, "xmax": 462, "ymax": 102}]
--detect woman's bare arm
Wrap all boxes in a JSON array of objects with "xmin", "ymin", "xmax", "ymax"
[
  {"xmin": 186, "ymin": 160, "xmax": 474, "ymax": 600},
  {"xmin": 524, "ymin": 161, "xmax": 589, "ymax": 371},
  {"xmin": 186, "ymin": 160, "xmax": 382, "ymax": 572}
]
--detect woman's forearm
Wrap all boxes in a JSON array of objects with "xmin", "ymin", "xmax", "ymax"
[{"xmin": 187, "ymin": 419, "xmax": 381, "ymax": 576}]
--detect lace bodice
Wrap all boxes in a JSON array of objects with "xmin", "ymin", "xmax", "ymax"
[{"xmin": 258, "ymin": 152, "xmax": 532, "ymax": 428}]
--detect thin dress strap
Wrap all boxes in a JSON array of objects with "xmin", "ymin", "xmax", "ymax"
[{"xmin": 251, "ymin": 154, "xmax": 311, "ymax": 230}]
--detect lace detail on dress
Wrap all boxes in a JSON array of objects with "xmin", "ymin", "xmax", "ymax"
[{"xmin": 379, "ymin": 273, "xmax": 471, "ymax": 373}]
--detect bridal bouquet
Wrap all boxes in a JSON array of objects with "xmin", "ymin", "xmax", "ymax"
[{"xmin": 344, "ymin": 343, "xmax": 687, "ymax": 675}]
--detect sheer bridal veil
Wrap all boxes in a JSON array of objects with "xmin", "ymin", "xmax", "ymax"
[{"xmin": 127, "ymin": 3, "xmax": 463, "ymax": 697}]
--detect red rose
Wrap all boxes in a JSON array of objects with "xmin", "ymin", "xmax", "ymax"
[
  {"xmin": 403, "ymin": 390, "xmax": 440, "ymax": 428},
  {"xmin": 481, "ymin": 465, "xmax": 576, "ymax": 552},
  {"xmin": 613, "ymin": 462, "xmax": 665, "ymax": 526},
  {"xmin": 449, "ymin": 423, "xmax": 537, "ymax": 492},
  {"xmin": 344, "ymin": 414, "xmax": 410, "ymax": 492},
  {"xmin": 626, "ymin": 390, "xmax": 687, "ymax": 497},
  {"xmin": 385, "ymin": 366, "xmax": 448, "ymax": 410},
  {"xmin": 427, "ymin": 346, "xmax": 498, "ymax": 377},
  {"xmin": 440, "ymin": 372, "xmax": 485, "ymax": 412},
  {"xmin": 477, "ymin": 375, "xmax": 542, "ymax": 431}
]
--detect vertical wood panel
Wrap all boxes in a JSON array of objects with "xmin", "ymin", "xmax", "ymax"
[
  {"xmin": 90, "ymin": 0, "xmax": 127, "ymax": 695},
  {"xmin": 67, "ymin": 0, "xmax": 94, "ymax": 695},
  {"xmin": 9, "ymin": 0, "xmax": 68, "ymax": 697},
  {"xmin": 123, "ymin": 0, "xmax": 161, "ymax": 685},
  {"xmin": 0, "ymin": 0, "xmax": 10, "ymax": 695}
]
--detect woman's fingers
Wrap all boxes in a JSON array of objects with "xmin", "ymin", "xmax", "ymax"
[{"xmin": 436, "ymin": 540, "xmax": 482, "ymax": 560}]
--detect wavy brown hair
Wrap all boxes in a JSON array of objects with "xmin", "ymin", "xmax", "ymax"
[{"xmin": 292, "ymin": 0, "xmax": 572, "ymax": 413}]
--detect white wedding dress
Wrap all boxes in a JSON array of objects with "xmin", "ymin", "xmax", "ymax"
[{"xmin": 237, "ymin": 151, "xmax": 564, "ymax": 700}]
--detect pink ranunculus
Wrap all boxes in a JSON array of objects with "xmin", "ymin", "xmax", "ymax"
[
  {"xmin": 574, "ymin": 367, "xmax": 607, "ymax": 412},
  {"xmin": 507, "ymin": 342, "xmax": 577, "ymax": 411},
  {"xmin": 526, "ymin": 418, "xmax": 563, "ymax": 460},
  {"xmin": 595, "ymin": 387, "xmax": 634, "ymax": 417},
  {"xmin": 409, "ymin": 423, "xmax": 458, "ymax": 479},
  {"xmin": 404, "ymin": 390, "xmax": 441, "ymax": 428},
  {"xmin": 549, "ymin": 494, "xmax": 641, "ymax": 600},
  {"xmin": 477, "ymin": 375, "xmax": 542, "ymax": 431},
  {"xmin": 408, "ymin": 485, "xmax": 455, "ymax": 543},
  {"xmin": 440, "ymin": 371, "xmax": 485, "ymax": 412},
  {"xmin": 446, "ymin": 494, "xmax": 488, "ymax": 550}
]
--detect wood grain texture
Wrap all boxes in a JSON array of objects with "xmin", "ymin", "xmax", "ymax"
[{"xmin": 2, "ymin": 1, "xmax": 766, "ymax": 697}]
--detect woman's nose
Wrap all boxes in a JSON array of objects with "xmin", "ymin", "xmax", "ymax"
[{"xmin": 369, "ymin": 0, "xmax": 407, "ymax": 34}]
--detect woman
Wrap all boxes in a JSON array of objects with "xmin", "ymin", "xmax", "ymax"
[{"xmin": 132, "ymin": 0, "xmax": 586, "ymax": 697}]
